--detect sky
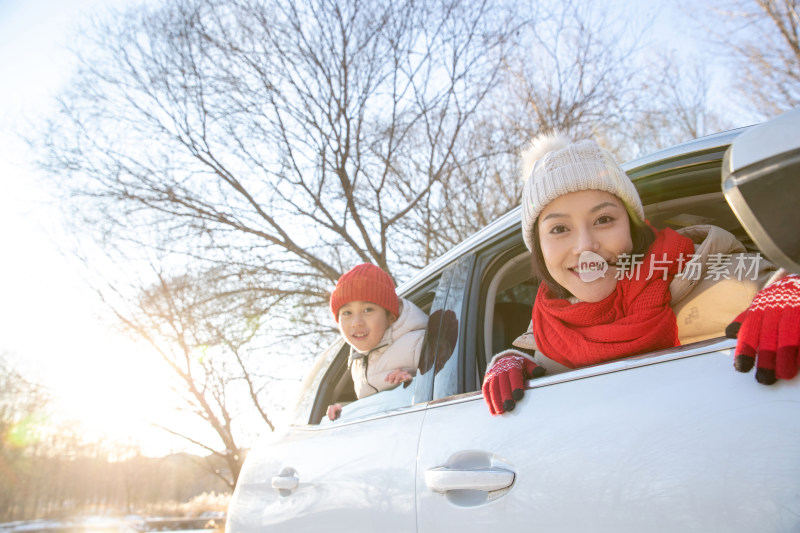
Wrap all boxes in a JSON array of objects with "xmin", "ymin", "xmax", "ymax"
[
  {"xmin": 0, "ymin": 0, "xmax": 210, "ymax": 456},
  {"xmin": 0, "ymin": 0, "xmax": 750, "ymax": 457}
]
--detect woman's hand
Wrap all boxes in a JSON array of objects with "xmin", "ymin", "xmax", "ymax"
[
  {"xmin": 726, "ymin": 273, "xmax": 800, "ymax": 384},
  {"xmin": 482, "ymin": 350, "xmax": 544, "ymax": 415}
]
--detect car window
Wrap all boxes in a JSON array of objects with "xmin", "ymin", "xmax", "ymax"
[
  {"xmin": 303, "ymin": 271, "xmax": 451, "ymax": 425},
  {"xmin": 474, "ymin": 190, "xmax": 770, "ymax": 387},
  {"xmin": 483, "ymin": 249, "xmax": 535, "ymax": 357}
]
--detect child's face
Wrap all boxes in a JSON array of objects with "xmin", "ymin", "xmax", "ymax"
[
  {"xmin": 538, "ymin": 189, "xmax": 633, "ymax": 302},
  {"xmin": 338, "ymin": 300, "xmax": 396, "ymax": 352}
]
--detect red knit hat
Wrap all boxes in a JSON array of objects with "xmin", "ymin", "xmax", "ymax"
[{"xmin": 330, "ymin": 264, "xmax": 399, "ymax": 321}]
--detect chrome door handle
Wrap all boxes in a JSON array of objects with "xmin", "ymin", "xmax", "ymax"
[
  {"xmin": 271, "ymin": 474, "xmax": 299, "ymax": 491},
  {"xmin": 424, "ymin": 466, "xmax": 515, "ymax": 492}
]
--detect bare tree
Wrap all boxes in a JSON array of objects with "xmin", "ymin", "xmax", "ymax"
[
  {"xmin": 499, "ymin": 0, "xmax": 647, "ymax": 143},
  {"xmin": 621, "ymin": 52, "xmax": 734, "ymax": 160},
  {"xmin": 694, "ymin": 0, "xmax": 800, "ymax": 120},
  {"xmin": 38, "ymin": 0, "xmax": 511, "ymax": 295},
  {"xmin": 402, "ymin": 0, "xmax": 656, "ymax": 255},
  {"xmin": 103, "ymin": 264, "xmax": 285, "ymax": 487}
]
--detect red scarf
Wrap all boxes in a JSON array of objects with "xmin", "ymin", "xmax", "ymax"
[{"xmin": 532, "ymin": 227, "xmax": 695, "ymax": 369}]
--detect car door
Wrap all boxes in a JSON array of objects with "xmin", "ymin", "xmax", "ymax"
[
  {"xmin": 416, "ymin": 340, "xmax": 800, "ymax": 532},
  {"xmin": 227, "ymin": 265, "xmax": 460, "ymax": 533}
]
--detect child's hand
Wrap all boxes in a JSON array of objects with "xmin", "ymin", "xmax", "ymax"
[
  {"xmin": 327, "ymin": 403, "xmax": 343, "ymax": 421},
  {"xmin": 384, "ymin": 369, "xmax": 413, "ymax": 384}
]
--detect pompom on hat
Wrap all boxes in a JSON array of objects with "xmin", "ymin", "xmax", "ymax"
[
  {"xmin": 330, "ymin": 263, "xmax": 399, "ymax": 321},
  {"xmin": 519, "ymin": 131, "xmax": 645, "ymax": 251}
]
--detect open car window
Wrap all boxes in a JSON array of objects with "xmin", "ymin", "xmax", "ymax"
[
  {"xmin": 303, "ymin": 273, "xmax": 443, "ymax": 425},
  {"xmin": 483, "ymin": 250, "xmax": 535, "ymax": 358},
  {"xmin": 479, "ymin": 191, "xmax": 769, "ymax": 384}
]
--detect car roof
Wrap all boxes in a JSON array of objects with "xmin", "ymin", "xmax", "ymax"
[{"xmin": 396, "ymin": 126, "xmax": 753, "ymax": 297}]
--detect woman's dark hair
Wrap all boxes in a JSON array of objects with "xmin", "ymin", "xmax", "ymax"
[{"xmin": 530, "ymin": 210, "xmax": 656, "ymax": 300}]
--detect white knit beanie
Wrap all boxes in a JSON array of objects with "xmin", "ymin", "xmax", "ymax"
[{"xmin": 520, "ymin": 131, "xmax": 645, "ymax": 251}]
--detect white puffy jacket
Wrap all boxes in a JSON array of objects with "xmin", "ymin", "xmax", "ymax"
[{"xmin": 348, "ymin": 298, "xmax": 428, "ymax": 399}]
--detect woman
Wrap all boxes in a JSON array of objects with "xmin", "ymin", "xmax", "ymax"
[{"xmin": 482, "ymin": 132, "xmax": 800, "ymax": 415}]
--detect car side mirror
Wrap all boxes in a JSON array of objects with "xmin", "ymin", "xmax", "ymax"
[{"xmin": 722, "ymin": 107, "xmax": 800, "ymax": 274}]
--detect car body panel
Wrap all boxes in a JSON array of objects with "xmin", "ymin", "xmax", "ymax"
[
  {"xmin": 416, "ymin": 340, "xmax": 800, "ymax": 532},
  {"xmin": 228, "ymin": 409, "xmax": 425, "ymax": 532}
]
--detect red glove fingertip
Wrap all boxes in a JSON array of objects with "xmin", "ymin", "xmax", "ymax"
[
  {"xmin": 734, "ymin": 353, "xmax": 755, "ymax": 373},
  {"xmin": 498, "ymin": 373, "xmax": 513, "ymax": 411},
  {"xmin": 725, "ymin": 310, "xmax": 748, "ymax": 339},
  {"xmin": 755, "ymin": 366, "xmax": 778, "ymax": 385},
  {"xmin": 508, "ymin": 366, "xmax": 526, "ymax": 398},
  {"xmin": 521, "ymin": 358, "xmax": 539, "ymax": 378}
]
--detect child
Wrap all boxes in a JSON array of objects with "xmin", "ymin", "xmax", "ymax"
[{"xmin": 327, "ymin": 263, "xmax": 428, "ymax": 421}]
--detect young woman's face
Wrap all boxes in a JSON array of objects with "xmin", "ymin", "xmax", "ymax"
[
  {"xmin": 338, "ymin": 300, "xmax": 395, "ymax": 352},
  {"xmin": 537, "ymin": 190, "xmax": 633, "ymax": 302}
]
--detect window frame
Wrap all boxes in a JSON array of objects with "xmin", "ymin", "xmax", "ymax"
[{"xmin": 466, "ymin": 225, "xmax": 529, "ymax": 389}]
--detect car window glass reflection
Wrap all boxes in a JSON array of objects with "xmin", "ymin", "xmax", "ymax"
[
  {"xmin": 318, "ymin": 378, "xmax": 417, "ymax": 425},
  {"xmin": 431, "ymin": 256, "xmax": 471, "ymax": 400}
]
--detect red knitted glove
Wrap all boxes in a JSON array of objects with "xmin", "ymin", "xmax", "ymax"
[
  {"xmin": 726, "ymin": 274, "xmax": 800, "ymax": 385},
  {"xmin": 482, "ymin": 350, "xmax": 545, "ymax": 415}
]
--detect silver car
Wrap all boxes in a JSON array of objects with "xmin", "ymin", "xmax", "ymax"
[{"xmin": 226, "ymin": 110, "xmax": 800, "ymax": 532}]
